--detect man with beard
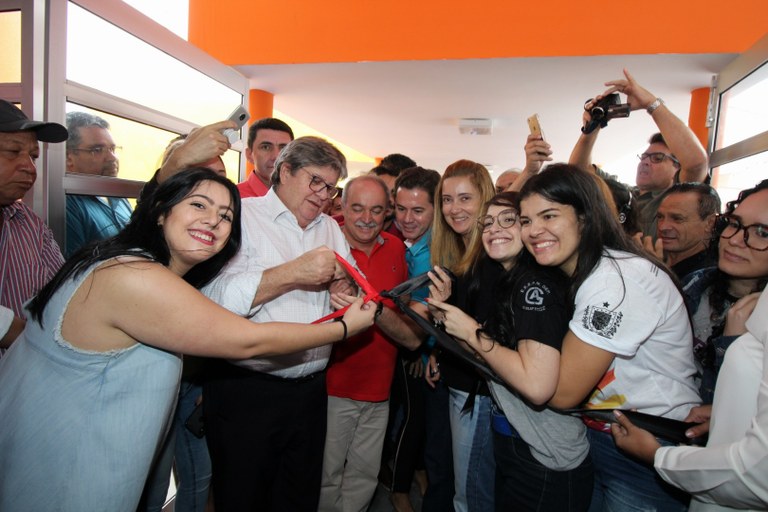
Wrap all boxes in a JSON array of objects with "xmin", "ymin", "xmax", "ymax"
[{"xmin": 64, "ymin": 111, "xmax": 131, "ymax": 256}]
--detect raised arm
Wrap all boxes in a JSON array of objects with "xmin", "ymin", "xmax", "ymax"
[
  {"xmin": 569, "ymin": 121, "xmax": 600, "ymax": 174},
  {"xmin": 157, "ymin": 120, "xmax": 235, "ymax": 184},
  {"xmin": 509, "ymin": 133, "xmax": 554, "ymax": 192},
  {"xmin": 605, "ymin": 69, "xmax": 708, "ymax": 183},
  {"xmin": 64, "ymin": 259, "xmax": 376, "ymax": 357}
]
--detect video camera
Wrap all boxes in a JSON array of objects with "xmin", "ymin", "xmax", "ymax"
[{"xmin": 582, "ymin": 93, "xmax": 630, "ymax": 134}]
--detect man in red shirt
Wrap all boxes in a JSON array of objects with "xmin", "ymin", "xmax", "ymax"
[
  {"xmin": 238, "ymin": 118, "xmax": 293, "ymax": 198},
  {"xmin": 319, "ymin": 175, "xmax": 423, "ymax": 512}
]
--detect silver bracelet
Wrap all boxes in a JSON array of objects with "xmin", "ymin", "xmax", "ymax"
[{"xmin": 646, "ymin": 98, "xmax": 664, "ymax": 114}]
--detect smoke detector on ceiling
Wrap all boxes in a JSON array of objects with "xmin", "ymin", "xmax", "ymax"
[{"xmin": 459, "ymin": 118, "xmax": 493, "ymax": 136}]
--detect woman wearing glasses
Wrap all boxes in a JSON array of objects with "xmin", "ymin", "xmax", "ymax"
[
  {"xmin": 610, "ymin": 183, "xmax": 768, "ymax": 508},
  {"xmin": 612, "ymin": 287, "xmax": 768, "ymax": 511},
  {"xmin": 430, "ymin": 192, "xmax": 594, "ymax": 511},
  {"xmin": 681, "ymin": 179, "xmax": 768, "ymax": 406}
]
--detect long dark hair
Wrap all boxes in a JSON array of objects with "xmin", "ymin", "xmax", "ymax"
[
  {"xmin": 707, "ymin": 179, "xmax": 768, "ymax": 316},
  {"xmin": 29, "ymin": 167, "xmax": 242, "ymax": 324},
  {"xmin": 518, "ymin": 164, "xmax": 670, "ymax": 302}
]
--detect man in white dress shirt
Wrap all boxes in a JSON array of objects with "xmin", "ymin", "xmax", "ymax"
[{"xmin": 202, "ymin": 136, "xmax": 353, "ymax": 512}]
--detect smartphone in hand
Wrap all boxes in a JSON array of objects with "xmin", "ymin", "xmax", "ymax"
[
  {"xmin": 222, "ymin": 105, "xmax": 250, "ymax": 144},
  {"xmin": 527, "ymin": 114, "xmax": 545, "ymax": 141}
]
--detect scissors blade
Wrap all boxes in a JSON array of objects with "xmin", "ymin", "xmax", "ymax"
[{"xmin": 381, "ymin": 267, "xmax": 454, "ymax": 300}]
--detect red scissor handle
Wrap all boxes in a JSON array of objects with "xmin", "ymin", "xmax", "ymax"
[{"xmin": 312, "ymin": 252, "xmax": 381, "ymax": 324}]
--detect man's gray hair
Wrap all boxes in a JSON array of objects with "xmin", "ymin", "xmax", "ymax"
[
  {"xmin": 271, "ymin": 136, "xmax": 347, "ymax": 189},
  {"xmin": 66, "ymin": 111, "xmax": 110, "ymax": 150}
]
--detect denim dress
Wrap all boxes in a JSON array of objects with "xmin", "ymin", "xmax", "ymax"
[{"xmin": 0, "ymin": 260, "xmax": 182, "ymax": 512}]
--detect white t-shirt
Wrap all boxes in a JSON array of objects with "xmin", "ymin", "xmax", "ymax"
[{"xmin": 570, "ymin": 249, "xmax": 700, "ymax": 422}]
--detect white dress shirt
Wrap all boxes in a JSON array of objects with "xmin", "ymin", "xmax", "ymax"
[
  {"xmin": 654, "ymin": 290, "xmax": 768, "ymax": 511},
  {"xmin": 202, "ymin": 188, "xmax": 353, "ymax": 378}
]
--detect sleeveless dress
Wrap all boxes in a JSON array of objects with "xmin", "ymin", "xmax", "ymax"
[{"xmin": 0, "ymin": 259, "xmax": 182, "ymax": 512}]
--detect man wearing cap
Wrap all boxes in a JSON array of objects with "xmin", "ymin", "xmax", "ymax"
[{"xmin": 0, "ymin": 99, "xmax": 67, "ymax": 349}]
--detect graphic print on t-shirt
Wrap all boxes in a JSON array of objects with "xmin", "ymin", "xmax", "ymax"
[{"xmin": 582, "ymin": 302, "xmax": 623, "ymax": 338}]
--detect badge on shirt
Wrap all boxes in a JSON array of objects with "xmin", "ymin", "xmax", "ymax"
[
  {"xmin": 582, "ymin": 302, "xmax": 623, "ymax": 338},
  {"xmin": 519, "ymin": 280, "xmax": 551, "ymax": 312}
]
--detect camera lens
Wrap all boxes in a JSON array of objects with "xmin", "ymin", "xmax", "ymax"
[{"xmin": 239, "ymin": 114, "xmax": 246, "ymax": 121}]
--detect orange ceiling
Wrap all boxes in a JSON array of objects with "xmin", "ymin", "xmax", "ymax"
[{"xmin": 189, "ymin": 0, "xmax": 767, "ymax": 65}]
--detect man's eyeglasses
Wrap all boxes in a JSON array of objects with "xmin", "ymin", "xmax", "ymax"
[
  {"xmin": 478, "ymin": 209, "xmax": 518, "ymax": 232},
  {"xmin": 69, "ymin": 145, "xmax": 121, "ymax": 157},
  {"xmin": 302, "ymin": 168, "xmax": 339, "ymax": 199},
  {"xmin": 718, "ymin": 214, "xmax": 768, "ymax": 251},
  {"xmin": 637, "ymin": 152, "xmax": 679, "ymax": 165}
]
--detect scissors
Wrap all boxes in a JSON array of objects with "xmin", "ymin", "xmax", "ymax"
[{"xmin": 312, "ymin": 252, "xmax": 449, "ymax": 324}]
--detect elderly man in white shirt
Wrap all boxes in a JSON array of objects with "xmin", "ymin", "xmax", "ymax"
[{"xmin": 202, "ymin": 136, "xmax": 356, "ymax": 512}]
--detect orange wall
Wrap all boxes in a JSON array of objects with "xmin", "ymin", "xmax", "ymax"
[{"xmin": 189, "ymin": 0, "xmax": 767, "ymax": 65}]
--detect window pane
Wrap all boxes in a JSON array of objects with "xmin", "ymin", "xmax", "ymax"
[
  {"xmin": 715, "ymin": 61, "xmax": 768, "ymax": 150},
  {"xmin": 66, "ymin": 103, "xmax": 178, "ymax": 182},
  {"xmin": 66, "ymin": 3, "xmax": 241, "ymax": 126},
  {"xmin": 65, "ymin": 103, "xmax": 241, "ymax": 184},
  {"xmin": 0, "ymin": 10, "xmax": 21, "ymax": 83},
  {"xmin": 711, "ymin": 150, "xmax": 768, "ymax": 207}
]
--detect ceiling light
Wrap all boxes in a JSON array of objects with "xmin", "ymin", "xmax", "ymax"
[{"xmin": 459, "ymin": 118, "xmax": 493, "ymax": 135}]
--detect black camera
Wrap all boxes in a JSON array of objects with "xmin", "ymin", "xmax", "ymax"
[{"xmin": 582, "ymin": 93, "xmax": 631, "ymax": 134}]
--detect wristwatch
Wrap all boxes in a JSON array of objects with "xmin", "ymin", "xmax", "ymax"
[{"xmin": 646, "ymin": 98, "xmax": 664, "ymax": 114}]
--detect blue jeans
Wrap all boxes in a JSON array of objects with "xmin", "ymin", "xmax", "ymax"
[
  {"xmin": 448, "ymin": 388, "xmax": 495, "ymax": 512},
  {"xmin": 145, "ymin": 381, "xmax": 212, "ymax": 512},
  {"xmin": 587, "ymin": 429, "xmax": 689, "ymax": 512},
  {"xmin": 493, "ymin": 431, "xmax": 593, "ymax": 512}
]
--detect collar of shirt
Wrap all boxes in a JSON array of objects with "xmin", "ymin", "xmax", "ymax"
[
  {"xmin": 406, "ymin": 228, "xmax": 432, "ymax": 256},
  {"xmin": 2, "ymin": 201, "xmax": 26, "ymax": 222},
  {"xmin": 245, "ymin": 170, "xmax": 270, "ymax": 197},
  {"xmin": 263, "ymin": 187, "xmax": 326, "ymax": 231}
]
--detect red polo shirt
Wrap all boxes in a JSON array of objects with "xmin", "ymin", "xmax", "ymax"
[
  {"xmin": 326, "ymin": 232, "xmax": 408, "ymax": 402},
  {"xmin": 237, "ymin": 171, "xmax": 269, "ymax": 198}
]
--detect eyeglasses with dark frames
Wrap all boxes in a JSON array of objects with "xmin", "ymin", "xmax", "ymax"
[
  {"xmin": 478, "ymin": 209, "xmax": 518, "ymax": 232},
  {"xmin": 718, "ymin": 214, "xmax": 768, "ymax": 251},
  {"xmin": 69, "ymin": 145, "xmax": 121, "ymax": 157},
  {"xmin": 637, "ymin": 152, "xmax": 679, "ymax": 165},
  {"xmin": 301, "ymin": 168, "xmax": 339, "ymax": 199}
]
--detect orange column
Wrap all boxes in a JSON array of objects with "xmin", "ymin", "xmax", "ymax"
[
  {"xmin": 245, "ymin": 89, "xmax": 274, "ymax": 175},
  {"xmin": 688, "ymin": 87, "xmax": 711, "ymax": 152}
]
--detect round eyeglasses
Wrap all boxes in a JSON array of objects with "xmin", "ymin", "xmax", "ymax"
[
  {"xmin": 718, "ymin": 214, "xmax": 768, "ymax": 251},
  {"xmin": 479, "ymin": 209, "xmax": 518, "ymax": 232}
]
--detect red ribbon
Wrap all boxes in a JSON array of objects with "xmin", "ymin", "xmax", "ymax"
[{"xmin": 312, "ymin": 252, "xmax": 381, "ymax": 324}]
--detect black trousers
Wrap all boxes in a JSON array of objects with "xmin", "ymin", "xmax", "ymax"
[{"xmin": 203, "ymin": 361, "xmax": 327, "ymax": 512}]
